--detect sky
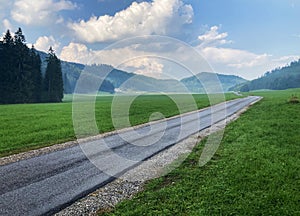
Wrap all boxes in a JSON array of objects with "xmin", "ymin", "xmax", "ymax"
[{"xmin": 1, "ymin": 0, "xmax": 300, "ymax": 80}]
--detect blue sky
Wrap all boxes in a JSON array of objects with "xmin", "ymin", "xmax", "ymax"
[{"xmin": 1, "ymin": 0, "xmax": 300, "ymax": 80}]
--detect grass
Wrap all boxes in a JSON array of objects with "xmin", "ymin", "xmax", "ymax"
[
  {"xmin": 288, "ymin": 94, "xmax": 300, "ymax": 104},
  {"xmin": 100, "ymin": 88, "xmax": 300, "ymax": 215},
  {"xmin": 0, "ymin": 93, "xmax": 240, "ymax": 157}
]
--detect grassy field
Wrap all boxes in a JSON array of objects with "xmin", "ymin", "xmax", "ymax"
[
  {"xmin": 100, "ymin": 88, "xmax": 300, "ymax": 215},
  {"xmin": 0, "ymin": 93, "xmax": 239, "ymax": 157}
]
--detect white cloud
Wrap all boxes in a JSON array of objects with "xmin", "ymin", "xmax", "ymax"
[
  {"xmin": 59, "ymin": 38, "xmax": 214, "ymax": 80},
  {"xmin": 272, "ymin": 55, "xmax": 300, "ymax": 63},
  {"xmin": 196, "ymin": 26, "xmax": 300, "ymax": 79},
  {"xmin": 196, "ymin": 26, "xmax": 269, "ymax": 72},
  {"xmin": 60, "ymin": 43, "xmax": 94, "ymax": 63},
  {"xmin": 0, "ymin": 1, "xmax": 13, "ymax": 32},
  {"xmin": 60, "ymin": 42, "xmax": 166, "ymax": 77},
  {"xmin": 68, "ymin": 0, "xmax": 193, "ymax": 43},
  {"xmin": 35, "ymin": 36, "xmax": 60, "ymax": 53},
  {"xmin": 199, "ymin": 47, "xmax": 270, "ymax": 69},
  {"xmin": 60, "ymin": 42, "xmax": 147, "ymax": 65},
  {"xmin": 121, "ymin": 57, "xmax": 165, "ymax": 78},
  {"xmin": 198, "ymin": 26, "xmax": 232, "ymax": 48},
  {"xmin": 2, "ymin": 19, "xmax": 13, "ymax": 31},
  {"xmin": 11, "ymin": 0, "xmax": 76, "ymax": 26},
  {"xmin": 197, "ymin": 46, "xmax": 300, "ymax": 79},
  {"xmin": 60, "ymin": 29, "xmax": 300, "ymax": 80}
]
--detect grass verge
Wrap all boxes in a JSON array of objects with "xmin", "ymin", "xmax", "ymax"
[
  {"xmin": 100, "ymin": 89, "xmax": 300, "ymax": 215},
  {"xmin": 0, "ymin": 93, "xmax": 239, "ymax": 157}
]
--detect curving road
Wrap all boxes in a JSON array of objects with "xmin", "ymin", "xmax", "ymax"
[{"xmin": 0, "ymin": 96, "xmax": 261, "ymax": 216}]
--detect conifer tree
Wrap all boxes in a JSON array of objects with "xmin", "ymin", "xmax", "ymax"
[
  {"xmin": 14, "ymin": 28, "xmax": 27, "ymax": 102},
  {"xmin": 44, "ymin": 47, "xmax": 64, "ymax": 102},
  {"xmin": 0, "ymin": 28, "xmax": 44, "ymax": 104},
  {"xmin": 1, "ymin": 30, "xmax": 16, "ymax": 103},
  {"xmin": 28, "ymin": 45, "xmax": 42, "ymax": 102}
]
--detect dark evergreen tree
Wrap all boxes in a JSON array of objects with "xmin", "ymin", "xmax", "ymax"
[
  {"xmin": 0, "ymin": 39, "xmax": 5, "ymax": 103},
  {"xmin": 0, "ymin": 28, "xmax": 44, "ymax": 104},
  {"xmin": 3, "ymin": 30, "xmax": 14, "ymax": 45},
  {"xmin": 29, "ymin": 46, "xmax": 42, "ymax": 102},
  {"xmin": 44, "ymin": 47, "xmax": 64, "ymax": 102},
  {"xmin": 13, "ymin": 27, "xmax": 28, "ymax": 103},
  {"xmin": 1, "ymin": 30, "xmax": 16, "ymax": 103}
]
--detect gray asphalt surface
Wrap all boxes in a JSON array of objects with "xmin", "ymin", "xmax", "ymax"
[{"xmin": 0, "ymin": 96, "xmax": 261, "ymax": 216}]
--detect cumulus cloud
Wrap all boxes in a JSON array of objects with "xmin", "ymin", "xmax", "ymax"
[
  {"xmin": 199, "ymin": 47, "xmax": 270, "ymax": 69},
  {"xmin": 121, "ymin": 57, "xmax": 165, "ymax": 78},
  {"xmin": 60, "ymin": 43, "xmax": 94, "ymax": 63},
  {"xmin": 196, "ymin": 26, "xmax": 269, "ymax": 71},
  {"xmin": 60, "ymin": 42, "xmax": 166, "ymax": 77},
  {"xmin": 60, "ymin": 26, "xmax": 300, "ymax": 80},
  {"xmin": 195, "ymin": 26, "xmax": 300, "ymax": 79},
  {"xmin": 198, "ymin": 26, "xmax": 232, "ymax": 48},
  {"xmin": 11, "ymin": 0, "xmax": 76, "ymax": 26},
  {"xmin": 60, "ymin": 42, "xmax": 148, "ymax": 65},
  {"xmin": 35, "ymin": 36, "xmax": 61, "ymax": 53},
  {"xmin": 68, "ymin": 0, "xmax": 193, "ymax": 43}
]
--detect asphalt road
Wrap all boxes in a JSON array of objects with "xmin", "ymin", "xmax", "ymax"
[{"xmin": 0, "ymin": 96, "xmax": 261, "ymax": 216}]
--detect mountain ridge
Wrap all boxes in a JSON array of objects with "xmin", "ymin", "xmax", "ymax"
[
  {"xmin": 38, "ymin": 50, "xmax": 248, "ymax": 94},
  {"xmin": 230, "ymin": 59, "xmax": 300, "ymax": 92}
]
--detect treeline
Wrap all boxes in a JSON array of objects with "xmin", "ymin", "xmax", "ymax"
[
  {"xmin": 231, "ymin": 59, "xmax": 300, "ymax": 92},
  {"xmin": 0, "ymin": 28, "xmax": 63, "ymax": 104}
]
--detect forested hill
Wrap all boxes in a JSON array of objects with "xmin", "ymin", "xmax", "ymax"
[
  {"xmin": 181, "ymin": 72, "xmax": 247, "ymax": 92},
  {"xmin": 231, "ymin": 60, "xmax": 300, "ymax": 92}
]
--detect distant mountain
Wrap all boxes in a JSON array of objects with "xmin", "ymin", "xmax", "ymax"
[
  {"xmin": 72, "ymin": 64, "xmax": 186, "ymax": 93},
  {"xmin": 230, "ymin": 59, "xmax": 300, "ymax": 92},
  {"xmin": 39, "ymin": 54, "xmax": 186, "ymax": 93},
  {"xmin": 38, "ymin": 51, "xmax": 115, "ymax": 94},
  {"xmin": 37, "ymin": 50, "xmax": 249, "ymax": 94},
  {"xmin": 181, "ymin": 72, "xmax": 248, "ymax": 92}
]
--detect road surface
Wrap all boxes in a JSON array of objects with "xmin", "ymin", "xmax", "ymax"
[{"xmin": 0, "ymin": 96, "xmax": 261, "ymax": 216}]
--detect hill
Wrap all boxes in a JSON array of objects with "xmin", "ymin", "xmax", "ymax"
[
  {"xmin": 39, "ymin": 52, "xmax": 115, "ymax": 94},
  {"xmin": 230, "ymin": 59, "xmax": 300, "ymax": 92},
  {"xmin": 75, "ymin": 64, "xmax": 187, "ymax": 93},
  {"xmin": 181, "ymin": 72, "xmax": 247, "ymax": 92},
  {"xmin": 38, "ymin": 51, "xmax": 249, "ymax": 94}
]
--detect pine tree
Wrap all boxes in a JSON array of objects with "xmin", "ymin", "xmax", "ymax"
[
  {"xmin": 14, "ymin": 27, "xmax": 27, "ymax": 103},
  {"xmin": 0, "ymin": 38, "xmax": 5, "ymax": 103},
  {"xmin": 3, "ymin": 30, "xmax": 14, "ymax": 45},
  {"xmin": 0, "ymin": 28, "xmax": 44, "ymax": 104},
  {"xmin": 44, "ymin": 47, "xmax": 64, "ymax": 102},
  {"xmin": 28, "ymin": 45, "xmax": 42, "ymax": 102},
  {"xmin": 1, "ymin": 30, "xmax": 15, "ymax": 103}
]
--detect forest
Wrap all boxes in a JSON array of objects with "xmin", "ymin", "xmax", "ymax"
[
  {"xmin": 235, "ymin": 60, "xmax": 300, "ymax": 92},
  {"xmin": 0, "ymin": 28, "xmax": 63, "ymax": 104}
]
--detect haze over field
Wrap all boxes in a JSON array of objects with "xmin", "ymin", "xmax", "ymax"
[{"xmin": 1, "ymin": 0, "xmax": 300, "ymax": 80}]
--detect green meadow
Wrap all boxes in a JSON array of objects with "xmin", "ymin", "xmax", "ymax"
[
  {"xmin": 0, "ymin": 93, "xmax": 239, "ymax": 157},
  {"xmin": 100, "ymin": 89, "xmax": 300, "ymax": 215}
]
